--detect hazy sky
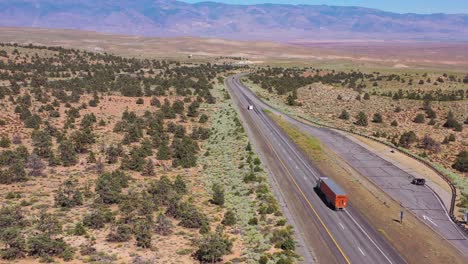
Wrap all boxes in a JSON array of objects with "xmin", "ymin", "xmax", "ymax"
[{"xmin": 183, "ymin": 0, "xmax": 468, "ymax": 14}]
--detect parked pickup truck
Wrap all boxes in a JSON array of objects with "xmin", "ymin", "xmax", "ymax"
[{"xmin": 317, "ymin": 177, "xmax": 348, "ymax": 210}]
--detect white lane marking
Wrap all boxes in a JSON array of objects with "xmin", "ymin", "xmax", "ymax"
[
  {"xmin": 358, "ymin": 247, "xmax": 366, "ymax": 256},
  {"xmin": 339, "ymin": 223, "xmax": 345, "ymax": 230},
  {"xmin": 423, "ymin": 215, "xmax": 438, "ymax": 227},
  {"xmin": 345, "ymin": 210, "xmax": 393, "ymax": 264}
]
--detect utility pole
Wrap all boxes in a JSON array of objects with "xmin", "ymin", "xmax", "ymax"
[{"xmin": 400, "ymin": 210, "xmax": 404, "ymax": 224}]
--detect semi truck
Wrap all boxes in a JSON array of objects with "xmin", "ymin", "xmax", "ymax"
[{"xmin": 317, "ymin": 177, "xmax": 348, "ymax": 210}]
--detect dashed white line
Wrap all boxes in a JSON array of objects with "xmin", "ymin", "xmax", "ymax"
[
  {"xmin": 345, "ymin": 210, "xmax": 393, "ymax": 264},
  {"xmin": 358, "ymin": 247, "xmax": 366, "ymax": 256},
  {"xmin": 423, "ymin": 215, "xmax": 438, "ymax": 227},
  {"xmin": 339, "ymin": 223, "xmax": 345, "ymax": 230}
]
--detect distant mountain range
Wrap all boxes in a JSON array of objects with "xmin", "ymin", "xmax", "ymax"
[{"xmin": 0, "ymin": 0, "xmax": 467, "ymax": 41}]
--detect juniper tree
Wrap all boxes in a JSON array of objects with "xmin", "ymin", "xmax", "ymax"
[
  {"xmin": 372, "ymin": 113, "xmax": 383, "ymax": 123},
  {"xmin": 59, "ymin": 140, "xmax": 78, "ymax": 166},
  {"xmin": 31, "ymin": 130, "xmax": 52, "ymax": 158},
  {"xmin": 211, "ymin": 183, "xmax": 225, "ymax": 206},
  {"xmin": 355, "ymin": 112, "xmax": 368, "ymax": 126},
  {"xmin": 54, "ymin": 179, "xmax": 83, "ymax": 208},
  {"xmin": 141, "ymin": 159, "xmax": 155, "ymax": 177},
  {"xmin": 338, "ymin": 110, "xmax": 350, "ymax": 120}
]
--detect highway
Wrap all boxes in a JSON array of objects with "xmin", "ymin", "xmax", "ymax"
[
  {"xmin": 226, "ymin": 74, "xmax": 407, "ymax": 264},
  {"xmin": 227, "ymin": 72, "xmax": 468, "ymax": 258}
]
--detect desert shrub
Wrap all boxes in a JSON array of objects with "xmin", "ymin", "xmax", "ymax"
[
  {"xmin": 171, "ymin": 137, "xmax": 199, "ymax": 168},
  {"xmin": 148, "ymin": 176, "xmax": 177, "ymax": 206},
  {"xmin": 443, "ymin": 110, "xmax": 462, "ymax": 131},
  {"xmin": 150, "ymin": 97, "xmax": 161, "ymax": 107},
  {"xmin": 134, "ymin": 220, "xmax": 152, "ymax": 248},
  {"xmin": 391, "ymin": 120, "xmax": 398, "ymax": 127},
  {"xmin": 0, "ymin": 206, "xmax": 28, "ymax": 260},
  {"xmin": 248, "ymin": 217, "xmax": 258, "ymax": 225},
  {"xmin": 211, "ymin": 183, "xmax": 225, "ymax": 206},
  {"xmin": 0, "ymin": 137, "xmax": 10, "ymax": 148},
  {"xmin": 136, "ymin": 98, "xmax": 144, "ymax": 104},
  {"xmin": 187, "ymin": 101, "xmax": 200, "ymax": 117},
  {"xmin": 173, "ymin": 175, "xmax": 187, "ymax": 195},
  {"xmin": 24, "ymin": 114, "xmax": 42, "ymax": 129},
  {"xmin": 157, "ymin": 139, "xmax": 171, "ymax": 160},
  {"xmin": 363, "ymin": 93, "xmax": 370, "ymax": 100},
  {"xmin": 54, "ymin": 179, "xmax": 83, "ymax": 208},
  {"xmin": 355, "ymin": 112, "xmax": 368, "ymax": 126},
  {"xmin": 12, "ymin": 134, "xmax": 21, "ymax": 145},
  {"xmin": 26, "ymin": 153, "xmax": 45, "ymax": 177},
  {"xmin": 0, "ymin": 227, "xmax": 26, "ymax": 259},
  {"xmin": 95, "ymin": 171, "xmax": 129, "ymax": 204},
  {"xmin": 199, "ymin": 114, "xmax": 208, "ymax": 123},
  {"xmin": 27, "ymin": 234, "xmax": 72, "ymax": 260},
  {"xmin": 271, "ymin": 226, "xmax": 295, "ymax": 251},
  {"xmin": 413, "ymin": 113, "xmax": 425, "ymax": 124},
  {"xmin": 338, "ymin": 110, "xmax": 350, "ymax": 120},
  {"xmin": 191, "ymin": 127, "xmax": 211, "ymax": 140},
  {"xmin": 399, "ymin": 131, "xmax": 417, "ymax": 148},
  {"xmin": 107, "ymin": 224, "xmax": 132, "ymax": 242},
  {"xmin": 71, "ymin": 129, "xmax": 95, "ymax": 153},
  {"xmin": 31, "ymin": 130, "xmax": 52, "ymax": 158},
  {"xmin": 155, "ymin": 213, "xmax": 173, "ymax": 236},
  {"xmin": 59, "ymin": 139, "xmax": 78, "ymax": 166},
  {"xmin": 420, "ymin": 135, "xmax": 441, "ymax": 153},
  {"xmin": 72, "ymin": 222, "xmax": 87, "ymax": 236},
  {"xmin": 106, "ymin": 144, "xmax": 123, "ymax": 164},
  {"xmin": 166, "ymin": 201, "xmax": 207, "ymax": 229},
  {"xmin": 83, "ymin": 207, "xmax": 115, "ymax": 229},
  {"xmin": 448, "ymin": 134, "xmax": 456, "ymax": 142},
  {"xmin": 80, "ymin": 113, "xmax": 97, "ymax": 128},
  {"xmin": 426, "ymin": 108, "xmax": 437, "ymax": 119},
  {"xmin": 452, "ymin": 151, "xmax": 468, "ymax": 172},
  {"xmin": 27, "ymin": 211, "xmax": 73, "ymax": 260},
  {"xmin": 141, "ymin": 159, "xmax": 155, "ymax": 176},
  {"xmin": 0, "ymin": 163, "xmax": 27, "ymax": 184},
  {"xmin": 194, "ymin": 229, "xmax": 233, "ymax": 263},
  {"xmin": 172, "ymin": 100, "xmax": 185, "ymax": 114},
  {"xmin": 221, "ymin": 210, "xmax": 237, "ymax": 226},
  {"xmin": 174, "ymin": 125, "xmax": 186, "ymax": 138},
  {"xmin": 372, "ymin": 113, "xmax": 383, "ymax": 123}
]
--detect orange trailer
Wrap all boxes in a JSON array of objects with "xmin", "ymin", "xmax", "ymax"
[{"xmin": 317, "ymin": 177, "xmax": 348, "ymax": 210}]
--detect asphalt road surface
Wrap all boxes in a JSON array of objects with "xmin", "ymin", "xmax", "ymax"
[
  {"xmin": 226, "ymin": 75, "xmax": 407, "ymax": 264},
  {"xmin": 226, "ymin": 73, "xmax": 468, "ymax": 257}
]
